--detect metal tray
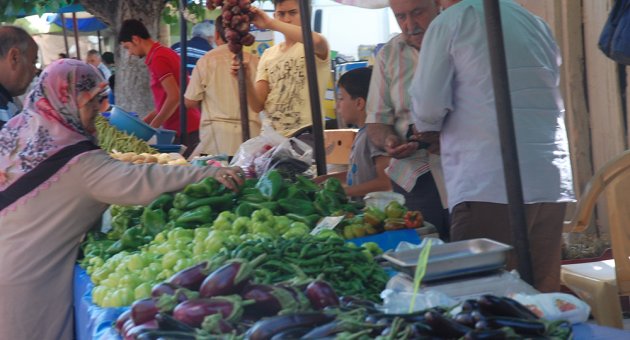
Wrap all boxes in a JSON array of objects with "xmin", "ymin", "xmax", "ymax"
[{"xmin": 382, "ymin": 238, "xmax": 513, "ymax": 282}]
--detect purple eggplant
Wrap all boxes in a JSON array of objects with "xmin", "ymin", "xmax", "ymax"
[
  {"xmin": 245, "ymin": 313, "xmax": 335, "ymax": 340},
  {"xmin": 305, "ymin": 280, "xmax": 339, "ymax": 310},
  {"xmin": 131, "ymin": 298, "xmax": 159, "ymax": 325},
  {"xmin": 478, "ymin": 295, "xmax": 538, "ymax": 320},
  {"xmin": 199, "ymin": 313, "xmax": 236, "ymax": 334},
  {"xmin": 151, "ymin": 282, "xmax": 178, "ymax": 298},
  {"xmin": 167, "ymin": 262, "xmax": 209, "ymax": 291},
  {"xmin": 156, "ymin": 288, "xmax": 200, "ymax": 313},
  {"xmin": 241, "ymin": 284, "xmax": 284, "ymax": 317},
  {"xmin": 425, "ymin": 310, "xmax": 472, "ymax": 338},
  {"xmin": 241, "ymin": 284, "xmax": 311, "ymax": 318},
  {"xmin": 199, "ymin": 254, "xmax": 266, "ymax": 298},
  {"xmin": 114, "ymin": 309, "xmax": 132, "ymax": 334},
  {"xmin": 173, "ymin": 295, "xmax": 252, "ymax": 327},
  {"xmin": 124, "ymin": 319, "xmax": 158, "ymax": 340}
]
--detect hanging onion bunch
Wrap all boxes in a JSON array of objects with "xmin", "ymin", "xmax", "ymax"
[{"xmin": 207, "ymin": 0, "xmax": 256, "ymax": 54}]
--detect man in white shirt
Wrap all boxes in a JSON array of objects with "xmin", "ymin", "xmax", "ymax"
[
  {"xmin": 86, "ymin": 49, "xmax": 112, "ymax": 81},
  {"xmin": 365, "ymin": 0, "xmax": 450, "ymax": 240},
  {"xmin": 410, "ymin": 0, "xmax": 575, "ymax": 292}
]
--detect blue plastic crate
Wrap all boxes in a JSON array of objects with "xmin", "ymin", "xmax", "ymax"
[{"xmin": 347, "ymin": 229, "xmax": 421, "ymax": 252}]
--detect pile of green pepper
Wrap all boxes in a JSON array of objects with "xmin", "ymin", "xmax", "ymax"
[{"xmin": 210, "ymin": 235, "xmax": 388, "ymax": 302}]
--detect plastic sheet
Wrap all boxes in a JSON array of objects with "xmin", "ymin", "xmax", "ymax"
[{"xmin": 73, "ymin": 265, "xmax": 126, "ymax": 340}]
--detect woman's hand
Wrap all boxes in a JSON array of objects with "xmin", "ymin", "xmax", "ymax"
[{"xmin": 214, "ymin": 166, "xmax": 245, "ymax": 191}]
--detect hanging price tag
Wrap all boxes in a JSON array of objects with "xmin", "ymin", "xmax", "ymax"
[{"xmin": 310, "ymin": 215, "xmax": 345, "ymax": 235}]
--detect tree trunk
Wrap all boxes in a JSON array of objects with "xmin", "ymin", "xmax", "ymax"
[{"xmin": 79, "ymin": 0, "xmax": 167, "ymax": 117}]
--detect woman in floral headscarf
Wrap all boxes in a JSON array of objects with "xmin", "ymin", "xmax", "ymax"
[{"xmin": 0, "ymin": 59, "xmax": 244, "ymax": 339}]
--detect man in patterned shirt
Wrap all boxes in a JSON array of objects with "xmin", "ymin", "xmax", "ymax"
[{"xmin": 365, "ymin": 0, "xmax": 449, "ymax": 239}]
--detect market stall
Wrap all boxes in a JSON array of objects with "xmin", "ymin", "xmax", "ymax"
[{"xmin": 41, "ymin": 1, "xmax": 629, "ymax": 339}]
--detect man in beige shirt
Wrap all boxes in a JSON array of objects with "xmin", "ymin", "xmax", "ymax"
[{"xmin": 185, "ymin": 16, "xmax": 261, "ymax": 157}]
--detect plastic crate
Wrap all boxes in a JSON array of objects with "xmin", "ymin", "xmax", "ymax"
[{"xmin": 347, "ymin": 229, "xmax": 421, "ymax": 251}]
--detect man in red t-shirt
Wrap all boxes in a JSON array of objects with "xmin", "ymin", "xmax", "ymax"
[{"xmin": 118, "ymin": 19, "xmax": 200, "ymax": 154}]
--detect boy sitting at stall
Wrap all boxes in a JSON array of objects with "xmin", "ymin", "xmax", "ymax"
[{"xmin": 316, "ymin": 67, "xmax": 391, "ymax": 199}]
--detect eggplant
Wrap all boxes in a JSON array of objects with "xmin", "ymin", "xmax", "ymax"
[
  {"xmin": 424, "ymin": 310, "xmax": 472, "ymax": 339},
  {"xmin": 275, "ymin": 285, "xmax": 311, "ymax": 313},
  {"xmin": 305, "ymin": 280, "xmax": 339, "ymax": 310},
  {"xmin": 155, "ymin": 313, "xmax": 195, "ymax": 333},
  {"xmin": 464, "ymin": 329, "xmax": 509, "ymax": 340},
  {"xmin": 478, "ymin": 295, "xmax": 538, "ymax": 320},
  {"xmin": 151, "ymin": 282, "xmax": 178, "ymax": 298},
  {"xmin": 123, "ymin": 319, "xmax": 158, "ymax": 340},
  {"xmin": 454, "ymin": 312, "xmax": 476, "ymax": 328},
  {"xmin": 462, "ymin": 299, "xmax": 480, "ymax": 312},
  {"xmin": 122, "ymin": 318, "xmax": 136, "ymax": 337},
  {"xmin": 136, "ymin": 330, "xmax": 197, "ymax": 340},
  {"xmin": 485, "ymin": 317, "xmax": 546, "ymax": 336},
  {"xmin": 167, "ymin": 261, "xmax": 209, "ymax": 291},
  {"xmin": 199, "ymin": 254, "xmax": 266, "ymax": 298},
  {"xmin": 244, "ymin": 313, "xmax": 335, "ymax": 340},
  {"xmin": 173, "ymin": 295, "xmax": 250, "ymax": 327},
  {"xmin": 114, "ymin": 309, "xmax": 132, "ymax": 333},
  {"xmin": 200, "ymin": 313, "xmax": 235, "ymax": 334},
  {"xmin": 301, "ymin": 320, "xmax": 348, "ymax": 339},
  {"xmin": 131, "ymin": 298, "xmax": 159, "ymax": 325},
  {"xmin": 156, "ymin": 288, "xmax": 200, "ymax": 313},
  {"xmin": 241, "ymin": 284, "xmax": 285, "ymax": 317},
  {"xmin": 269, "ymin": 326, "xmax": 312, "ymax": 340},
  {"xmin": 338, "ymin": 295, "xmax": 376, "ymax": 308}
]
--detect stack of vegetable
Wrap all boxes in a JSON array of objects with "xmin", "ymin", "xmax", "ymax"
[
  {"xmin": 95, "ymin": 115, "xmax": 156, "ymax": 154},
  {"xmin": 115, "ymin": 271, "xmax": 573, "ymax": 340}
]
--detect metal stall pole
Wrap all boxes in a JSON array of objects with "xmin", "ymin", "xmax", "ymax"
[
  {"xmin": 483, "ymin": 0, "xmax": 533, "ymax": 285},
  {"xmin": 178, "ymin": 0, "xmax": 189, "ymax": 146},
  {"xmin": 72, "ymin": 12, "xmax": 81, "ymax": 60},
  {"xmin": 60, "ymin": 14, "xmax": 70, "ymax": 56},
  {"xmin": 97, "ymin": 30, "xmax": 102, "ymax": 54},
  {"xmin": 299, "ymin": 0, "xmax": 327, "ymax": 176},
  {"xmin": 237, "ymin": 51, "xmax": 251, "ymax": 142}
]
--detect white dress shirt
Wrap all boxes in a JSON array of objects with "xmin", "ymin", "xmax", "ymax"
[{"xmin": 410, "ymin": 0, "xmax": 574, "ymax": 210}]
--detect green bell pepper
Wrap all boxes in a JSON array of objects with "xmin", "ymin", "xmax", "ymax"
[
  {"xmin": 120, "ymin": 226, "xmax": 145, "ymax": 249},
  {"xmin": 173, "ymin": 192, "xmax": 195, "ymax": 210},
  {"xmin": 285, "ymin": 213, "xmax": 321, "ymax": 226},
  {"xmin": 176, "ymin": 205, "xmax": 213, "ymax": 224},
  {"xmin": 168, "ymin": 208, "xmax": 184, "ymax": 221},
  {"xmin": 147, "ymin": 193, "xmax": 174, "ymax": 211},
  {"xmin": 141, "ymin": 208, "xmax": 167, "ymax": 236},
  {"xmin": 185, "ymin": 193, "xmax": 235, "ymax": 210},
  {"xmin": 255, "ymin": 170, "xmax": 284, "ymax": 200},
  {"xmin": 295, "ymin": 175, "xmax": 319, "ymax": 193},
  {"xmin": 278, "ymin": 198, "xmax": 317, "ymax": 215},
  {"xmin": 183, "ymin": 177, "xmax": 219, "ymax": 198}
]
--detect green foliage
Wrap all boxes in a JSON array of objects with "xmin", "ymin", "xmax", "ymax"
[
  {"xmin": 162, "ymin": 1, "xmax": 208, "ymax": 25},
  {"xmin": 1, "ymin": 0, "xmax": 72, "ymax": 22}
]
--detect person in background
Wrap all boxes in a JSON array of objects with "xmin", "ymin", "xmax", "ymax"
[
  {"xmin": 101, "ymin": 51, "xmax": 115, "ymax": 74},
  {"xmin": 118, "ymin": 19, "xmax": 201, "ymax": 154},
  {"xmin": 0, "ymin": 59, "xmax": 244, "ymax": 340},
  {"xmin": 365, "ymin": 0, "xmax": 449, "ymax": 239},
  {"xmin": 0, "ymin": 25, "xmax": 39, "ymax": 130},
  {"xmin": 86, "ymin": 49, "xmax": 112, "ymax": 81},
  {"xmin": 410, "ymin": 0, "xmax": 574, "ymax": 292},
  {"xmin": 315, "ymin": 68, "xmax": 391, "ymax": 199},
  {"xmin": 171, "ymin": 21, "xmax": 215, "ymax": 75},
  {"xmin": 58, "ymin": 52, "xmax": 68, "ymax": 59},
  {"xmin": 237, "ymin": 0, "xmax": 330, "ymax": 137},
  {"xmin": 185, "ymin": 16, "xmax": 261, "ymax": 158}
]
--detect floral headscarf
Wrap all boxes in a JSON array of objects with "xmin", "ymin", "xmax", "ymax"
[{"xmin": 0, "ymin": 59, "xmax": 106, "ymax": 214}]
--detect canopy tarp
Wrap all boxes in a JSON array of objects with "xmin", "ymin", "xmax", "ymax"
[{"xmin": 48, "ymin": 12, "xmax": 108, "ymax": 32}]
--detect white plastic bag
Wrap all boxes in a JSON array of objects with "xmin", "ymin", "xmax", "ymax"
[
  {"xmin": 230, "ymin": 113, "xmax": 287, "ymax": 177},
  {"xmin": 510, "ymin": 293, "xmax": 591, "ymax": 324}
]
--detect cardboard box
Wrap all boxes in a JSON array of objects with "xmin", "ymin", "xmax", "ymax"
[
  {"xmin": 560, "ymin": 260, "xmax": 623, "ymax": 328},
  {"xmin": 324, "ymin": 129, "xmax": 357, "ymax": 165}
]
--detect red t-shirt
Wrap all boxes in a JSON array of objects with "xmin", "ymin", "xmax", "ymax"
[{"xmin": 145, "ymin": 42, "xmax": 200, "ymax": 134}]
